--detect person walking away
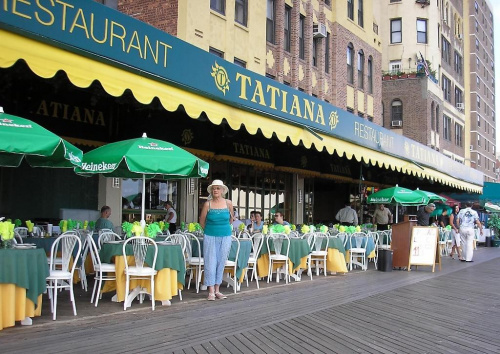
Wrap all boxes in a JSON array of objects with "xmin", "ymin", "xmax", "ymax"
[
  {"xmin": 164, "ymin": 201, "xmax": 177, "ymax": 234},
  {"xmin": 335, "ymin": 202, "xmax": 358, "ymax": 226},
  {"xmin": 95, "ymin": 206, "xmax": 114, "ymax": 232},
  {"xmin": 457, "ymin": 203, "xmax": 482, "ymax": 262},
  {"xmin": 372, "ymin": 204, "xmax": 392, "ymax": 230},
  {"xmin": 448, "ymin": 205, "xmax": 462, "ymax": 260},
  {"xmin": 199, "ymin": 180, "xmax": 234, "ymax": 301},
  {"xmin": 416, "ymin": 203, "xmax": 436, "ymax": 226}
]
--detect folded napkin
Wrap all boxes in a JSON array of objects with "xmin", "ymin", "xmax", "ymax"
[{"xmin": 25, "ymin": 220, "xmax": 34, "ymax": 232}]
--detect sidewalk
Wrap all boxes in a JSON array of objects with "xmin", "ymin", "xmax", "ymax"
[{"xmin": 2, "ymin": 247, "xmax": 500, "ymax": 353}]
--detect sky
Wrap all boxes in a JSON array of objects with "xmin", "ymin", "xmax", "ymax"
[{"xmin": 494, "ymin": 1, "xmax": 500, "ymax": 156}]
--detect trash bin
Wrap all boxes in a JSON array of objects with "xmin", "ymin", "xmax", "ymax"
[
  {"xmin": 485, "ymin": 236, "xmax": 492, "ymax": 247},
  {"xmin": 377, "ymin": 249, "xmax": 393, "ymax": 272}
]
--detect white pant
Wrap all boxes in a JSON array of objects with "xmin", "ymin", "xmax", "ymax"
[{"xmin": 459, "ymin": 227, "xmax": 474, "ymax": 261}]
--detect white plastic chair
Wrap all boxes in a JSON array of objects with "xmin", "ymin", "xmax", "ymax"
[
  {"xmin": 14, "ymin": 227, "xmax": 28, "ymax": 238},
  {"xmin": 224, "ymin": 236, "xmax": 240, "ymax": 294},
  {"xmin": 301, "ymin": 232, "xmax": 315, "ymax": 280},
  {"xmin": 377, "ymin": 230, "xmax": 391, "ymax": 250},
  {"xmin": 267, "ymin": 233, "xmax": 291, "ymax": 284},
  {"xmin": 97, "ymin": 231, "xmax": 121, "ymax": 250},
  {"xmin": 246, "ymin": 232, "xmax": 264, "ymax": 288},
  {"xmin": 46, "ymin": 232, "xmax": 82, "ymax": 320},
  {"xmin": 311, "ymin": 232, "xmax": 329, "ymax": 276},
  {"xmin": 349, "ymin": 232, "xmax": 368, "ymax": 271},
  {"xmin": 122, "ymin": 236, "xmax": 158, "ymax": 311},
  {"xmin": 163, "ymin": 233, "xmax": 187, "ymax": 300},
  {"xmin": 184, "ymin": 233, "xmax": 204, "ymax": 293},
  {"xmin": 368, "ymin": 231, "xmax": 379, "ymax": 270},
  {"xmin": 87, "ymin": 235, "xmax": 116, "ymax": 307}
]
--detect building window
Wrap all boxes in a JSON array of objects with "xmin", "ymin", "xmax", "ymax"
[
  {"xmin": 477, "ymin": 96, "xmax": 481, "ymax": 111},
  {"xmin": 266, "ymin": 0, "xmax": 275, "ymax": 44},
  {"xmin": 347, "ymin": 43, "xmax": 354, "ymax": 84},
  {"xmin": 358, "ymin": 0, "xmax": 364, "ymax": 27},
  {"xmin": 357, "ymin": 50, "xmax": 364, "ymax": 89},
  {"xmin": 347, "ymin": 0, "xmax": 354, "ymax": 20},
  {"xmin": 455, "ymin": 87, "xmax": 463, "ymax": 107},
  {"xmin": 477, "ymin": 115, "xmax": 481, "ymax": 128},
  {"xmin": 442, "ymin": 75, "xmax": 451, "ymax": 102},
  {"xmin": 417, "ymin": 19, "xmax": 427, "ymax": 43},
  {"xmin": 210, "ymin": 0, "xmax": 225, "ymax": 15},
  {"xmin": 477, "ymin": 135, "xmax": 481, "ymax": 147},
  {"xmin": 299, "ymin": 15, "xmax": 305, "ymax": 60},
  {"xmin": 391, "ymin": 19, "xmax": 402, "ymax": 44},
  {"xmin": 97, "ymin": 0, "xmax": 117, "ymax": 9},
  {"xmin": 443, "ymin": 115, "xmax": 451, "ymax": 141},
  {"xmin": 325, "ymin": 33, "xmax": 330, "ymax": 73},
  {"xmin": 435, "ymin": 105, "xmax": 439, "ymax": 133},
  {"xmin": 441, "ymin": 36, "xmax": 450, "ymax": 64},
  {"xmin": 454, "ymin": 51, "xmax": 462, "ymax": 76},
  {"xmin": 367, "ymin": 56, "xmax": 373, "ymax": 94},
  {"xmin": 234, "ymin": 58, "xmax": 246, "ymax": 68},
  {"xmin": 235, "ymin": 0, "xmax": 247, "ymax": 26},
  {"xmin": 209, "ymin": 47, "xmax": 224, "ymax": 58},
  {"xmin": 313, "ymin": 38, "xmax": 319, "ymax": 67},
  {"xmin": 284, "ymin": 5, "xmax": 291, "ymax": 52},
  {"xmin": 389, "ymin": 61, "xmax": 402, "ymax": 74},
  {"xmin": 453, "ymin": 125, "xmax": 460, "ymax": 147},
  {"xmin": 391, "ymin": 100, "xmax": 402, "ymax": 123}
]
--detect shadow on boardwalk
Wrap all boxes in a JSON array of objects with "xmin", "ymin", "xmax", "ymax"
[{"xmin": 2, "ymin": 247, "xmax": 500, "ymax": 353}]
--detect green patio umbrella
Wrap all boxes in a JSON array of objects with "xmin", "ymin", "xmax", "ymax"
[
  {"xmin": 430, "ymin": 203, "xmax": 452, "ymax": 218},
  {"xmin": 367, "ymin": 185, "xmax": 427, "ymax": 222},
  {"xmin": 75, "ymin": 133, "xmax": 209, "ymax": 225},
  {"xmin": 0, "ymin": 108, "xmax": 82, "ymax": 168},
  {"xmin": 414, "ymin": 189, "xmax": 447, "ymax": 204}
]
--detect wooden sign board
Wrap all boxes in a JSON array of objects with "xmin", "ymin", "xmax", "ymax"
[{"xmin": 408, "ymin": 226, "xmax": 439, "ymax": 272}]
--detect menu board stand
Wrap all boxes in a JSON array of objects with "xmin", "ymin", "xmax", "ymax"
[
  {"xmin": 391, "ymin": 221, "xmax": 416, "ymax": 269},
  {"xmin": 408, "ymin": 226, "xmax": 439, "ymax": 272}
]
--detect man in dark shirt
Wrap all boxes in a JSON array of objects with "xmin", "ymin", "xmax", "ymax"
[
  {"xmin": 416, "ymin": 203, "xmax": 436, "ymax": 226},
  {"xmin": 437, "ymin": 208, "xmax": 450, "ymax": 228}
]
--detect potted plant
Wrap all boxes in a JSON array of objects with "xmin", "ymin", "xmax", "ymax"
[{"xmin": 487, "ymin": 213, "xmax": 500, "ymax": 247}]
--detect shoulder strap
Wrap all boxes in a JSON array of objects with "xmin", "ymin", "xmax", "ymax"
[{"xmin": 225, "ymin": 199, "xmax": 229, "ymax": 209}]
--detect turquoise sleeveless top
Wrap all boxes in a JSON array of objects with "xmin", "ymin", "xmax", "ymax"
[{"xmin": 204, "ymin": 201, "xmax": 232, "ymax": 237}]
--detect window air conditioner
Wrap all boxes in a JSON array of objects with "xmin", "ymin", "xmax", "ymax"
[
  {"xmin": 313, "ymin": 23, "xmax": 327, "ymax": 38},
  {"xmin": 456, "ymin": 103, "xmax": 464, "ymax": 110},
  {"xmin": 391, "ymin": 120, "xmax": 403, "ymax": 127},
  {"xmin": 458, "ymin": 34, "xmax": 463, "ymax": 40}
]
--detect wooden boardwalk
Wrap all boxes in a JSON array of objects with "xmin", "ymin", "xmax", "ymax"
[{"xmin": 2, "ymin": 247, "xmax": 500, "ymax": 353}]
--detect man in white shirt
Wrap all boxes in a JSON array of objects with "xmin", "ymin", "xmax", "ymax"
[
  {"xmin": 457, "ymin": 202, "xmax": 483, "ymax": 262},
  {"xmin": 164, "ymin": 201, "xmax": 177, "ymax": 234},
  {"xmin": 335, "ymin": 202, "xmax": 358, "ymax": 226}
]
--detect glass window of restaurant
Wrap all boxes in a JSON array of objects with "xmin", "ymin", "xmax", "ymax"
[
  {"xmin": 198, "ymin": 162, "xmax": 293, "ymax": 224},
  {"xmin": 121, "ymin": 179, "xmax": 178, "ymax": 223}
]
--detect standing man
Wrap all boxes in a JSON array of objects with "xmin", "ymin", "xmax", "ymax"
[
  {"xmin": 335, "ymin": 202, "xmax": 358, "ymax": 226},
  {"xmin": 164, "ymin": 201, "xmax": 177, "ymax": 234},
  {"xmin": 448, "ymin": 205, "xmax": 462, "ymax": 259},
  {"xmin": 416, "ymin": 203, "xmax": 436, "ymax": 226},
  {"xmin": 95, "ymin": 206, "xmax": 113, "ymax": 232},
  {"xmin": 457, "ymin": 202, "xmax": 482, "ymax": 262},
  {"xmin": 372, "ymin": 204, "xmax": 393, "ymax": 230}
]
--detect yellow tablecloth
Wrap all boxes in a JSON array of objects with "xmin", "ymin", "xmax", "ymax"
[
  {"xmin": 101, "ymin": 255, "xmax": 180, "ymax": 302},
  {"xmin": 326, "ymin": 248, "xmax": 348, "ymax": 273},
  {"xmin": 0, "ymin": 284, "xmax": 42, "ymax": 330},
  {"xmin": 256, "ymin": 254, "xmax": 308, "ymax": 278}
]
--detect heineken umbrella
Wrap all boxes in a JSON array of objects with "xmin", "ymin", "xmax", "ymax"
[
  {"xmin": 0, "ymin": 108, "xmax": 82, "ymax": 168},
  {"xmin": 414, "ymin": 188, "xmax": 447, "ymax": 204},
  {"xmin": 75, "ymin": 133, "xmax": 209, "ymax": 225},
  {"xmin": 367, "ymin": 185, "xmax": 427, "ymax": 223}
]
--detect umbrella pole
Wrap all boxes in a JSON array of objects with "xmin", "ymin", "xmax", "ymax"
[
  {"xmin": 141, "ymin": 175, "xmax": 146, "ymax": 229},
  {"xmin": 396, "ymin": 204, "xmax": 399, "ymax": 223}
]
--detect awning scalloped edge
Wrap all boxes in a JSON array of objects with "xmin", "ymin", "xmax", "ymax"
[{"xmin": 0, "ymin": 30, "xmax": 482, "ymax": 193}]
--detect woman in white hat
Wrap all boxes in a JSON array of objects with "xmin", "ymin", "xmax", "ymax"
[{"xmin": 199, "ymin": 179, "xmax": 234, "ymax": 301}]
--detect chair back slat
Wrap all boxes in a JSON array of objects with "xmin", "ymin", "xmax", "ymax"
[
  {"xmin": 250, "ymin": 233, "xmax": 264, "ymax": 256},
  {"xmin": 50, "ymin": 231, "xmax": 81, "ymax": 272},
  {"xmin": 314, "ymin": 232, "xmax": 329, "ymax": 251}
]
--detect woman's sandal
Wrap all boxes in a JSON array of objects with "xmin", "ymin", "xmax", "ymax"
[
  {"xmin": 207, "ymin": 293, "xmax": 215, "ymax": 301},
  {"xmin": 215, "ymin": 292, "xmax": 227, "ymax": 299}
]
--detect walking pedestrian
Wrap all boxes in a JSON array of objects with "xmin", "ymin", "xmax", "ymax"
[
  {"xmin": 457, "ymin": 202, "xmax": 482, "ymax": 262},
  {"xmin": 448, "ymin": 205, "xmax": 462, "ymax": 259}
]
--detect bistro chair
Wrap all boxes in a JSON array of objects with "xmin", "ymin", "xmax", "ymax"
[
  {"xmin": 368, "ymin": 231, "xmax": 379, "ymax": 270},
  {"xmin": 224, "ymin": 236, "xmax": 241, "ymax": 294},
  {"xmin": 267, "ymin": 233, "xmax": 291, "ymax": 284},
  {"xmin": 86, "ymin": 234, "xmax": 116, "ymax": 307},
  {"xmin": 311, "ymin": 232, "xmax": 329, "ymax": 276},
  {"xmin": 163, "ymin": 233, "xmax": 187, "ymax": 300},
  {"xmin": 348, "ymin": 232, "xmax": 368, "ymax": 271},
  {"xmin": 246, "ymin": 232, "xmax": 264, "ymax": 289},
  {"xmin": 14, "ymin": 227, "xmax": 28, "ymax": 238},
  {"xmin": 122, "ymin": 236, "xmax": 158, "ymax": 311},
  {"xmin": 46, "ymin": 232, "xmax": 82, "ymax": 320},
  {"xmin": 301, "ymin": 232, "xmax": 315, "ymax": 280},
  {"xmin": 184, "ymin": 233, "xmax": 204, "ymax": 293},
  {"xmin": 97, "ymin": 231, "xmax": 122, "ymax": 250}
]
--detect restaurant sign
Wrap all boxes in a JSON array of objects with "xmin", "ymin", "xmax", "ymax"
[{"xmin": 0, "ymin": 0, "xmax": 482, "ymax": 185}]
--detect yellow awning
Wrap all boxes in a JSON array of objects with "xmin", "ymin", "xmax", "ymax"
[{"xmin": 0, "ymin": 29, "xmax": 482, "ymax": 193}]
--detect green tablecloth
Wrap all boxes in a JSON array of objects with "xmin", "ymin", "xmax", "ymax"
[
  {"xmin": 192, "ymin": 239, "xmax": 252, "ymax": 279},
  {"xmin": 99, "ymin": 242, "xmax": 186, "ymax": 285},
  {"xmin": 260, "ymin": 238, "xmax": 311, "ymax": 270},
  {"xmin": 323, "ymin": 237, "xmax": 346, "ymax": 256},
  {"xmin": 0, "ymin": 248, "xmax": 50, "ymax": 306}
]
